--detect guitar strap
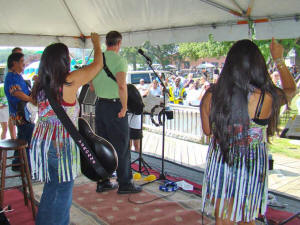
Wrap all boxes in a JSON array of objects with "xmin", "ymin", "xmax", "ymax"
[
  {"xmin": 43, "ymin": 85, "xmax": 109, "ymax": 179},
  {"xmin": 102, "ymin": 53, "xmax": 117, "ymax": 82}
]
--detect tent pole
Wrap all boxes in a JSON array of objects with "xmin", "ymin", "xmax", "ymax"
[
  {"xmin": 198, "ymin": 0, "xmax": 243, "ymax": 17},
  {"xmin": 246, "ymin": 0, "xmax": 255, "ymax": 17},
  {"xmin": 230, "ymin": 0, "xmax": 245, "ymax": 14},
  {"xmin": 61, "ymin": 0, "xmax": 85, "ymax": 39}
]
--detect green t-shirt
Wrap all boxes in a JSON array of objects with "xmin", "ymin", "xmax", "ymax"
[{"xmin": 92, "ymin": 51, "xmax": 128, "ymax": 99}]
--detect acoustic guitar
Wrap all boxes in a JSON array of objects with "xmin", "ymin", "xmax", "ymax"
[{"xmin": 78, "ymin": 117, "xmax": 118, "ymax": 181}]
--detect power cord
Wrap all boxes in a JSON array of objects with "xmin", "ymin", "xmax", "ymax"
[{"xmin": 128, "ymin": 190, "xmax": 177, "ymax": 205}]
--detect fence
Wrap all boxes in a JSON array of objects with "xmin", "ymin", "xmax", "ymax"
[{"xmin": 82, "ymin": 103, "xmax": 208, "ymax": 144}]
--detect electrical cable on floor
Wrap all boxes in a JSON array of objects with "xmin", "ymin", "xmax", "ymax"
[
  {"xmin": 127, "ymin": 191, "xmax": 177, "ymax": 205},
  {"xmin": 134, "ymin": 167, "xmax": 202, "ymax": 196}
]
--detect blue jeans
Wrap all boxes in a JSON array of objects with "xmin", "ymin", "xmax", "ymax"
[
  {"xmin": 13, "ymin": 123, "xmax": 35, "ymax": 169},
  {"xmin": 36, "ymin": 144, "xmax": 74, "ymax": 225}
]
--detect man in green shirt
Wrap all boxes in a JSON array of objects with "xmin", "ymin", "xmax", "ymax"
[{"xmin": 92, "ymin": 31, "xmax": 142, "ymax": 194}]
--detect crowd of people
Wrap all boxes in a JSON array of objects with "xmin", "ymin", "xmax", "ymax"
[
  {"xmin": 135, "ymin": 63, "xmax": 298, "ymax": 109},
  {"xmin": 132, "ymin": 71, "xmax": 214, "ymax": 107},
  {"xmin": 0, "ymin": 32, "xmax": 298, "ymax": 225}
]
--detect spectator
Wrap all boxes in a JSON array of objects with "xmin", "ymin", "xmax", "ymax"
[
  {"xmin": 128, "ymin": 113, "xmax": 142, "ymax": 152},
  {"xmin": 183, "ymin": 73, "xmax": 194, "ymax": 88},
  {"xmin": 194, "ymin": 79, "xmax": 201, "ymax": 90},
  {"xmin": 186, "ymin": 82, "xmax": 201, "ymax": 106},
  {"xmin": 271, "ymin": 71, "xmax": 282, "ymax": 88},
  {"xmin": 169, "ymin": 77, "xmax": 186, "ymax": 104},
  {"xmin": 170, "ymin": 74, "xmax": 176, "ymax": 86},
  {"xmin": 198, "ymin": 81, "xmax": 210, "ymax": 102},
  {"xmin": 212, "ymin": 74, "xmax": 219, "ymax": 83},
  {"xmin": 137, "ymin": 79, "xmax": 149, "ymax": 97},
  {"xmin": 149, "ymin": 79, "xmax": 162, "ymax": 97},
  {"xmin": 213, "ymin": 67, "xmax": 220, "ymax": 75},
  {"xmin": 199, "ymin": 75, "xmax": 207, "ymax": 88}
]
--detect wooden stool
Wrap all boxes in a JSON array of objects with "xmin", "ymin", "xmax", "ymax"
[{"xmin": 0, "ymin": 139, "xmax": 36, "ymax": 219}]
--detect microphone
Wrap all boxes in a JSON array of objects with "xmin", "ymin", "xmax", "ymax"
[{"xmin": 138, "ymin": 49, "xmax": 152, "ymax": 63}]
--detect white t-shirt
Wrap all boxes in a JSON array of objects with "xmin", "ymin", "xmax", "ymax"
[
  {"xmin": 150, "ymin": 87, "xmax": 161, "ymax": 97},
  {"xmin": 128, "ymin": 113, "xmax": 142, "ymax": 129},
  {"xmin": 137, "ymin": 84, "xmax": 148, "ymax": 96},
  {"xmin": 186, "ymin": 89, "xmax": 201, "ymax": 106}
]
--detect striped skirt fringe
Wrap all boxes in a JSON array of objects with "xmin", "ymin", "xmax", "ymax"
[
  {"xmin": 201, "ymin": 141, "xmax": 268, "ymax": 223},
  {"xmin": 30, "ymin": 122, "xmax": 81, "ymax": 183}
]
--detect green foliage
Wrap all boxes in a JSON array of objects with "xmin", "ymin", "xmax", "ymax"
[
  {"xmin": 179, "ymin": 34, "xmax": 233, "ymax": 60},
  {"xmin": 0, "ymin": 48, "xmax": 15, "ymax": 64},
  {"xmin": 254, "ymin": 39, "xmax": 299, "ymax": 62},
  {"xmin": 121, "ymin": 41, "xmax": 179, "ymax": 70},
  {"xmin": 0, "ymin": 48, "xmax": 38, "ymax": 64},
  {"xmin": 179, "ymin": 34, "xmax": 300, "ymax": 64},
  {"xmin": 271, "ymin": 95, "xmax": 300, "ymax": 159},
  {"xmin": 141, "ymin": 41, "xmax": 178, "ymax": 69},
  {"xmin": 120, "ymin": 47, "xmax": 144, "ymax": 70}
]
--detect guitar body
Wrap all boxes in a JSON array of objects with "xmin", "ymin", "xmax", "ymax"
[{"xmin": 78, "ymin": 117, "xmax": 118, "ymax": 181}]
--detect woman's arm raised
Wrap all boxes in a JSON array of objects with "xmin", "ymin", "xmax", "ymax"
[
  {"xmin": 68, "ymin": 32, "xmax": 103, "ymax": 87},
  {"xmin": 270, "ymin": 37, "xmax": 296, "ymax": 103}
]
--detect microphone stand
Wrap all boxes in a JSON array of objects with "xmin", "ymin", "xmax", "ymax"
[{"xmin": 142, "ymin": 57, "xmax": 169, "ymax": 181}]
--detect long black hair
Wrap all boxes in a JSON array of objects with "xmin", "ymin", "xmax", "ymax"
[
  {"xmin": 209, "ymin": 39, "xmax": 285, "ymax": 162},
  {"xmin": 32, "ymin": 43, "xmax": 71, "ymax": 103}
]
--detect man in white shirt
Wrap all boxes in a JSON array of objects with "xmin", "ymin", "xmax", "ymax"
[{"xmin": 136, "ymin": 79, "xmax": 149, "ymax": 97}]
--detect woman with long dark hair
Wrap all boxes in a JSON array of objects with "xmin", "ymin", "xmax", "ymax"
[
  {"xmin": 201, "ymin": 38, "xmax": 296, "ymax": 225},
  {"xmin": 30, "ymin": 33, "xmax": 102, "ymax": 225}
]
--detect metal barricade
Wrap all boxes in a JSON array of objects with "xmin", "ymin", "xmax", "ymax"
[{"xmin": 82, "ymin": 103, "xmax": 208, "ymax": 144}]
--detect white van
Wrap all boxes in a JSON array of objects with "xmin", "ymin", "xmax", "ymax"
[{"xmin": 126, "ymin": 70, "xmax": 170, "ymax": 87}]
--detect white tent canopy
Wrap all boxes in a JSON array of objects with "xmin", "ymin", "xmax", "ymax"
[
  {"xmin": 0, "ymin": 0, "xmax": 300, "ymax": 48},
  {"xmin": 197, "ymin": 62, "xmax": 215, "ymax": 69}
]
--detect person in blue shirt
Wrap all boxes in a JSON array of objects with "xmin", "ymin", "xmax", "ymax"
[
  {"xmin": 4, "ymin": 47, "xmax": 22, "ymax": 143},
  {"xmin": 4, "ymin": 52, "xmax": 35, "ymax": 171}
]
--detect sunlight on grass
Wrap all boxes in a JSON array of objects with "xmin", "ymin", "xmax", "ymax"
[
  {"xmin": 269, "ymin": 137, "xmax": 300, "ymax": 159},
  {"xmin": 270, "ymin": 94, "xmax": 300, "ymax": 158}
]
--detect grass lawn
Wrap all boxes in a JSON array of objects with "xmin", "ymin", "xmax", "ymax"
[
  {"xmin": 269, "ymin": 137, "xmax": 300, "ymax": 159},
  {"xmin": 269, "ymin": 94, "xmax": 300, "ymax": 159}
]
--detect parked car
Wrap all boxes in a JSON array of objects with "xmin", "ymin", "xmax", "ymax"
[{"xmin": 127, "ymin": 70, "xmax": 170, "ymax": 87}]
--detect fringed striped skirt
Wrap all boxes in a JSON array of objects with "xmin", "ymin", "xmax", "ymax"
[{"xmin": 201, "ymin": 136, "xmax": 268, "ymax": 222}]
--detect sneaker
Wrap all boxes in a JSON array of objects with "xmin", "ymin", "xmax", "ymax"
[
  {"xmin": 117, "ymin": 183, "xmax": 142, "ymax": 194},
  {"xmin": 96, "ymin": 180, "xmax": 118, "ymax": 193}
]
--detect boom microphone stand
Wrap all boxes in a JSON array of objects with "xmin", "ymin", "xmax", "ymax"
[{"xmin": 138, "ymin": 49, "xmax": 169, "ymax": 180}]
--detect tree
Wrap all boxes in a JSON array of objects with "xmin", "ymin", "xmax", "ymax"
[
  {"xmin": 120, "ymin": 47, "xmax": 144, "ymax": 70},
  {"xmin": 179, "ymin": 34, "xmax": 300, "ymax": 68},
  {"xmin": 179, "ymin": 34, "xmax": 233, "ymax": 60},
  {"xmin": 141, "ymin": 41, "xmax": 178, "ymax": 69},
  {"xmin": 254, "ymin": 39, "xmax": 300, "ymax": 63}
]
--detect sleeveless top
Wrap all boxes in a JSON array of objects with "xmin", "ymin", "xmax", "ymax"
[
  {"xmin": 202, "ymin": 89, "xmax": 269, "ymax": 222},
  {"xmin": 30, "ymin": 91, "xmax": 81, "ymax": 183}
]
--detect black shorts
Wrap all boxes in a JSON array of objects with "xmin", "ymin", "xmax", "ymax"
[{"xmin": 130, "ymin": 128, "xmax": 142, "ymax": 140}]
